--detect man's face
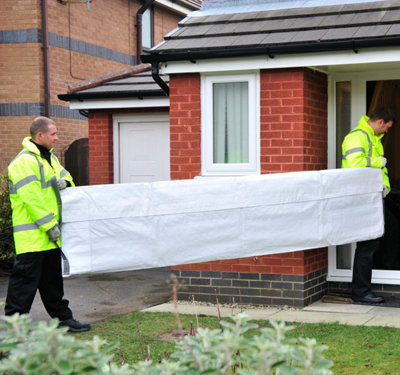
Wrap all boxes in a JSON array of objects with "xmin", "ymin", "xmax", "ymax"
[
  {"xmin": 376, "ymin": 119, "xmax": 393, "ymax": 135},
  {"xmin": 36, "ymin": 124, "xmax": 59, "ymax": 149}
]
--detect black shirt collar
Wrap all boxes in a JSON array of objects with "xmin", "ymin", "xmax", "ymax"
[{"xmin": 30, "ymin": 139, "xmax": 52, "ymax": 165}]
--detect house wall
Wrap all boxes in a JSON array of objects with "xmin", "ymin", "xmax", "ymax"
[
  {"xmin": 170, "ymin": 67, "xmax": 329, "ymax": 307},
  {"xmin": 0, "ymin": 0, "xmax": 184, "ymax": 172}
]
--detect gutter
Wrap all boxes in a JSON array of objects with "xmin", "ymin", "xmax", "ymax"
[
  {"xmin": 41, "ymin": 0, "xmax": 51, "ymax": 117},
  {"xmin": 151, "ymin": 62, "xmax": 169, "ymax": 96},
  {"xmin": 141, "ymin": 35, "xmax": 400, "ymax": 64},
  {"xmin": 136, "ymin": 0, "xmax": 170, "ymax": 96},
  {"xmin": 58, "ymin": 89, "xmax": 168, "ymax": 101}
]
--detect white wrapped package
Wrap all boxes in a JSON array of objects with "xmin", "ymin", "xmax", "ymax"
[{"xmin": 61, "ymin": 168, "xmax": 384, "ymax": 275}]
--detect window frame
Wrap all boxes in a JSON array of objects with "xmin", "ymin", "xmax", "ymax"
[
  {"xmin": 201, "ymin": 72, "xmax": 260, "ymax": 176},
  {"xmin": 141, "ymin": 5, "xmax": 154, "ymax": 51}
]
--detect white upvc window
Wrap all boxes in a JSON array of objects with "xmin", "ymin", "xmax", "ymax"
[
  {"xmin": 201, "ymin": 73, "xmax": 260, "ymax": 176},
  {"xmin": 142, "ymin": 6, "xmax": 153, "ymax": 50}
]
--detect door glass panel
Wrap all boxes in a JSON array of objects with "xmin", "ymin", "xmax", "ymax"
[
  {"xmin": 336, "ymin": 81, "xmax": 352, "ymax": 269},
  {"xmin": 335, "ymin": 82, "xmax": 351, "ymax": 168}
]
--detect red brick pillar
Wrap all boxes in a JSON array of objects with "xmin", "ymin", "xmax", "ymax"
[
  {"xmin": 169, "ymin": 73, "xmax": 201, "ymax": 180},
  {"xmin": 88, "ymin": 112, "xmax": 113, "ymax": 185}
]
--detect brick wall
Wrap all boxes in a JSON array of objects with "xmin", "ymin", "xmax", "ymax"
[
  {"xmin": 170, "ymin": 68, "xmax": 329, "ymax": 307},
  {"xmin": 1, "ymin": 0, "xmax": 185, "ymax": 168},
  {"xmin": 88, "ymin": 112, "xmax": 113, "ymax": 185},
  {"xmin": 260, "ymin": 68, "xmax": 327, "ymax": 173},
  {"xmin": 169, "ymin": 73, "xmax": 202, "ymax": 180},
  {"xmin": 173, "ymin": 267, "xmax": 328, "ymax": 307}
]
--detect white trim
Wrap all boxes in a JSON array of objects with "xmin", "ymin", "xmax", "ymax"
[
  {"xmin": 113, "ymin": 117, "xmax": 120, "ymax": 184},
  {"xmin": 112, "ymin": 113, "xmax": 170, "ymax": 184},
  {"xmin": 201, "ymin": 72, "xmax": 260, "ymax": 177},
  {"xmin": 160, "ymin": 48, "xmax": 400, "ymax": 75},
  {"xmin": 327, "ymin": 67, "xmax": 400, "ymax": 284},
  {"xmin": 155, "ymin": 0, "xmax": 195, "ymax": 15},
  {"xmin": 70, "ymin": 97, "xmax": 169, "ymax": 110}
]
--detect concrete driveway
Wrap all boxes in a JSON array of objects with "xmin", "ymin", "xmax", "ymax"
[{"xmin": 0, "ymin": 267, "xmax": 173, "ymax": 323}]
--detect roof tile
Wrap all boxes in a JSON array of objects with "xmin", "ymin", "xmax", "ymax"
[
  {"xmin": 289, "ymin": 29, "xmax": 328, "ymax": 43},
  {"xmin": 318, "ymin": 13, "xmax": 356, "ymax": 27},
  {"xmin": 353, "ymin": 24, "xmax": 392, "ymax": 38},
  {"xmin": 381, "ymin": 9, "xmax": 400, "ymax": 22},
  {"xmin": 321, "ymin": 26, "xmax": 360, "ymax": 41},
  {"xmin": 261, "ymin": 31, "xmax": 298, "ymax": 45},
  {"xmin": 387, "ymin": 23, "xmax": 400, "ymax": 35},
  {"xmin": 233, "ymin": 33, "xmax": 269, "ymax": 47}
]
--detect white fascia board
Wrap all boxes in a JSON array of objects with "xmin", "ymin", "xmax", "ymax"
[
  {"xmin": 69, "ymin": 97, "xmax": 169, "ymax": 110},
  {"xmin": 160, "ymin": 47, "xmax": 400, "ymax": 75},
  {"xmin": 155, "ymin": 0, "xmax": 193, "ymax": 15}
]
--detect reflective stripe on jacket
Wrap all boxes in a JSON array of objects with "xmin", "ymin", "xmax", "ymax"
[
  {"xmin": 8, "ymin": 137, "xmax": 75, "ymax": 254},
  {"xmin": 342, "ymin": 115, "xmax": 390, "ymax": 193}
]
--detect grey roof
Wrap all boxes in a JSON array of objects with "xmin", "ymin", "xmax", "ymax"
[
  {"xmin": 58, "ymin": 67, "xmax": 169, "ymax": 101},
  {"xmin": 197, "ymin": 0, "xmax": 386, "ymax": 14},
  {"xmin": 141, "ymin": 0, "xmax": 400, "ymax": 62}
]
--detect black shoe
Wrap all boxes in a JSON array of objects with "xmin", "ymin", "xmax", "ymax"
[
  {"xmin": 58, "ymin": 318, "xmax": 91, "ymax": 333},
  {"xmin": 353, "ymin": 293, "xmax": 384, "ymax": 304}
]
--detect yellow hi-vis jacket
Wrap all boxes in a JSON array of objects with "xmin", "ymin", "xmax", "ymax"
[
  {"xmin": 8, "ymin": 137, "xmax": 75, "ymax": 254},
  {"xmin": 342, "ymin": 115, "xmax": 390, "ymax": 193}
]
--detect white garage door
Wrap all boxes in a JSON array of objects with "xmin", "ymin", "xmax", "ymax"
[{"xmin": 113, "ymin": 114, "xmax": 170, "ymax": 183}]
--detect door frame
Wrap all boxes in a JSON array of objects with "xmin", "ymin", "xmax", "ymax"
[
  {"xmin": 327, "ymin": 68, "xmax": 400, "ymax": 285},
  {"xmin": 113, "ymin": 113, "xmax": 170, "ymax": 184}
]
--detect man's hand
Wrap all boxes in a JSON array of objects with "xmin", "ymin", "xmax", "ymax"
[
  {"xmin": 383, "ymin": 185, "xmax": 388, "ymax": 198},
  {"xmin": 380, "ymin": 156, "xmax": 387, "ymax": 168},
  {"xmin": 56, "ymin": 179, "xmax": 67, "ymax": 190},
  {"xmin": 47, "ymin": 225, "xmax": 60, "ymax": 242}
]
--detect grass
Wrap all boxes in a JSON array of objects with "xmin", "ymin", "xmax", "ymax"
[{"xmin": 76, "ymin": 310, "xmax": 400, "ymax": 374}]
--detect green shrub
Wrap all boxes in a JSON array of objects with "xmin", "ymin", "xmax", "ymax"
[
  {"xmin": 0, "ymin": 314, "xmax": 133, "ymax": 375},
  {"xmin": 0, "ymin": 313, "xmax": 333, "ymax": 375},
  {"xmin": 0, "ymin": 174, "xmax": 14, "ymax": 272}
]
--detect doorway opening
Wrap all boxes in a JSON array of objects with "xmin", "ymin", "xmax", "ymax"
[{"xmin": 367, "ymin": 80, "xmax": 400, "ymax": 271}]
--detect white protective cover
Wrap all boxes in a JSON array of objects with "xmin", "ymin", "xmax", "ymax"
[{"xmin": 61, "ymin": 168, "xmax": 384, "ymax": 275}]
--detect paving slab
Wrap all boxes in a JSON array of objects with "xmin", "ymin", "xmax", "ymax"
[
  {"xmin": 267, "ymin": 310, "xmax": 374, "ymax": 325},
  {"xmin": 364, "ymin": 315, "xmax": 400, "ymax": 328},
  {"xmin": 368, "ymin": 305, "xmax": 400, "ymax": 316},
  {"xmin": 302, "ymin": 300, "xmax": 374, "ymax": 313},
  {"xmin": 143, "ymin": 301, "xmax": 400, "ymax": 327},
  {"xmin": 143, "ymin": 302, "xmax": 281, "ymax": 320}
]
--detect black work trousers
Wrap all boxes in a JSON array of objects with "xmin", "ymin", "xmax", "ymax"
[
  {"xmin": 352, "ymin": 238, "xmax": 381, "ymax": 299},
  {"xmin": 5, "ymin": 248, "xmax": 73, "ymax": 320}
]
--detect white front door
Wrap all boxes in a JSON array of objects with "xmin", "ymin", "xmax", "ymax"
[{"xmin": 113, "ymin": 114, "xmax": 170, "ymax": 183}]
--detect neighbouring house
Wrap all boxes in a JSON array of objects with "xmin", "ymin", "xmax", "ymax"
[
  {"xmin": 0, "ymin": 0, "xmax": 200, "ymax": 184},
  {"xmin": 60, "ymin": 0, "xmax": 400, "ymax": 307}
]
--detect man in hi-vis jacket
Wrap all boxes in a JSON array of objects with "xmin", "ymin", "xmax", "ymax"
[
  {"xmin": 342, "ymin": 107, "xmax": 395, "ymax": 304},
  {"xmin": 5, "ymin": 116, "xmax": 90, "ymax": 332}
]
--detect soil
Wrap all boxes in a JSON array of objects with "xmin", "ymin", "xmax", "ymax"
[{"xmin": 158, "ymin": 328, "xmax": 194, "ymax": 342}]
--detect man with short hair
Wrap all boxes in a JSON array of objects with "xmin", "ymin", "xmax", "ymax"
[
  {"xmin": 5, "ymin": 116, "xmax": 90, "ymax": 332},
  {"xmin": 342, "ymin": 107, "xmax": 395, "ymax": 304}
]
